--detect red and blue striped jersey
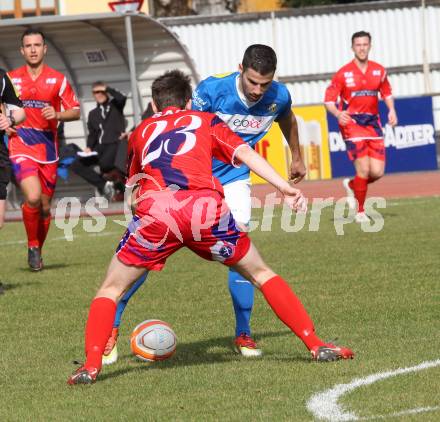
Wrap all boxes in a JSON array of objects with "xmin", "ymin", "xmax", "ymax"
[
  {"xmin": 127, "ymin": 106, "xmax": 247, "ymax": 195},
  {"xmin": 8, "ymin": 65, "xmax": 79, "ymax": 163},
  {"xmin": 325, "ymin": 60, "xmax": 392, "ymax": 116}
]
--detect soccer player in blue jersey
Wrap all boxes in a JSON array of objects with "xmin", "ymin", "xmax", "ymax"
[{"xmin": 102, "ymin": 45, "xmax": 306, "ymax": 363}]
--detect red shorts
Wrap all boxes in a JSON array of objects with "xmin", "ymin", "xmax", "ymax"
[
  {"xmin": 10, "ymin": 156, "xmax": 58, "ymax": 197},
  {"xmin": 116, "ymin": 189, "xmax": 251, "ymax": 271},
  {"xmin": 340, "ymin": 117, "xmax": 383, "ymax": 141},
  {"xmin": 345, "ymin": 139, "xmax": 386, "ymax": 162}
]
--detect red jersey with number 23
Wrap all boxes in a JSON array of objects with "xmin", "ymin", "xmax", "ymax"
[
  {"xmin": 324, "ymin": 60, "xmax": 392, "ymax": 141},
  {"xmin": 118, "ymin": 107, "xmax": 251, "ymax": 270},
  {"xmin": 8, "ymin": 65, "xmax": 79, "ymax": 163},
  {"xmin": 127, "ymin": 106, "xmax": 248, "ymax": 196}
]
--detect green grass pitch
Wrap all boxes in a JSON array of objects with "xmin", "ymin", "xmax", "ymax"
[{"xmin": 1, "ymin": 197, "xmax": 439, "ymax": 421}]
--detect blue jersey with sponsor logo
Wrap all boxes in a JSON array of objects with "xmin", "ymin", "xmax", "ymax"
[{"xmin": 192, "ymin": 72, "xmax": 292, "ymax": 184}]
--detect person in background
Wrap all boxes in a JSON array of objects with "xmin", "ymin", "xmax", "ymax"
[
  {"xmin": 71, "ymin": 82, "xmax": 128, "ymax": 201},
  {"xmin": 7, "ymin": 28, "xmax": 80, "ymax": 270},
  {"xmin": 324, "ymin": 31, "xmax": 397, "ymax": 223}
]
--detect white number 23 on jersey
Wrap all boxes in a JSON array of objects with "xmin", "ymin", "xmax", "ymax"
[{"xmin": 141, "ymin": 114, "xmax": 202, "ymax": 166}]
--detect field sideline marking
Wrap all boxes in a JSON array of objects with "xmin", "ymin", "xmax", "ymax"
[
  {"xmin": 307, "ymin": 359, "xmax": 440, "ymax": 421},
  {"xmin": 0, "ymin": 231, "xmax": 120, "ymax": 247}
]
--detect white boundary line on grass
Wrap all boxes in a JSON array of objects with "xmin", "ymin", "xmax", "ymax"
[
  {"xmin": 0, "ymin": 231, "xmax": 120, "ymax": 247},
  {"xmin": 307, "ymin": 359, "xmax": 440, "ymax": 421}
]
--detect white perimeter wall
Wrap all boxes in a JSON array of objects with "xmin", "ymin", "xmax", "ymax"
[{"xmin": 165, "ymin": 3, "xmax": 440, "ymax": 128}]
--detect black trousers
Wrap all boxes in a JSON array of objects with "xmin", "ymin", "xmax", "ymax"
[
  {"xmin": 70, "ymin": 155, "xmax": 105, "ymax": 192},
  {"xmin": 96, "ymin": 143, "xmax": 119, "ymax": 173},
  {"xmin": 70, "ymin": 143, "xmax": 120, "ymax": 193}
]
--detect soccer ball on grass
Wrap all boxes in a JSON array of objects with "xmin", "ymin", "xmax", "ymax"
[{"xmin": 130, "ymin": 319, "xmax": 177, "ymax": 362}]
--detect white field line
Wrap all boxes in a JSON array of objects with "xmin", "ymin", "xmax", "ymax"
[
  {"xmin": 0, "ymin": 230, "xmax": 120, "ymax": 247},
  {"xmin": 307, "ymin": 359, "xmax": 440, "ymax": 421}
]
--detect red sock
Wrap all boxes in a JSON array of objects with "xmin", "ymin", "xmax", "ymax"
[
  {"xmin": 22, "ymin": 203, "xmax": 41, "ymax": 248},
  {"xmin": 37, "ymin": 214, "xmax": 51, "ymax": 249},
  {"xmin": 84, "ymin": 297, "xmax": 116, "ymax": 371},
  {"xmin": 260, "ymin": 275, "xmax": 324, "ymax": 351},
  {"xmin": 349, "ymin": 176, "xmax": 368, "ymax": 212}
]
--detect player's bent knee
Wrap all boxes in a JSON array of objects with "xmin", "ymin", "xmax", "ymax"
[
  {"xmin": 369, "ymin": 170, "xmax": 384, "ymax": 180},
  {"xmin": 251, "ymin": 268, "xmax": 277, "ymax": 289},
  {"xmin": 257, "ymin": 271, "xmax": 277, "ymax": 288},
  {"xmin": 95, "ymin": 285, "xmax": 122, "ymax": 302},
  {"xmin": 26, "ymin": 196, "xmax": 41, "ymax": 208},
  {"xmin": 233, "ymin": 245, "xmax": 275, "ymax": 288},
  {"xmin": 96, "ymin": 278, "xmax": 125, "ymax": 301},
  {"xmin": 356, "ymin": 169, "xmax": 369, "ymax": 179}
]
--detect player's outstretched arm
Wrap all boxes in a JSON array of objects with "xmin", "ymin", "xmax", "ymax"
[
  {"xmin": 235, "ymin": 145, "xmax": 306, "ymax": 213},
  {"xmin": 277, "ymin": 110, "xmax": 306, "ymax": 183}
]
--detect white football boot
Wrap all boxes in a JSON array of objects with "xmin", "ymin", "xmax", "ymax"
[
  {"xmin": 234, "ymin": 333, "xmax": 263, "ymax": 357},
  {"xmin": 342, "ymin": 178, "xmax": 357, "ymax": 210},
  {"xmin": 354, "ymin": 212, "xmax": 370, "ymax": 224}
]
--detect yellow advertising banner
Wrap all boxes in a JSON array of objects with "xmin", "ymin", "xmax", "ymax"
[
  {"xmin": 293, "ymin": 104, "xmax": 332, "ymax": 180},
  {"xmin": 250, "ymin": 105, "xmax": 332, "ymax": 184},
  {"xmin": 250, "ymin": 123, "xmax": 289, "ymax": 185}
]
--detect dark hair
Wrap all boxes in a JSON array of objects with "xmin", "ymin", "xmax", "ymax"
[
  {"xmin": 242, "ymin": 44, "xmax": 277, "ymax": 75},
  {"xmin": 21, "ymin": 28, "xmax": 46, "ymax": 45},
  {"xmin": 151, "ymin": 70, "xmax": 192, "ymax": 111},
  {"xmin": 92, "ymin": 81, "xmax": 106, "ymax": 89},
  {"xmin": 351, "ymin": 31, "xmax": 371, "ymax": 44}
]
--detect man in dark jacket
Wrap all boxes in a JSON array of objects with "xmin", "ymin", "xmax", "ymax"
[{"xmin": 71, "ymin": 82, "xmax": 128, "ymax": 199}]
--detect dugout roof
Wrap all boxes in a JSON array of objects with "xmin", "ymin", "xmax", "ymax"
[{"xmin": 0, "ymin": 13, "xmax": 199, "ymax": 146}]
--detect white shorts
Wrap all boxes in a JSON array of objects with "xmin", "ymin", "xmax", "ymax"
[{"xmin": 223, "ymin": 178, "xmax": 251, "ymax": 226}]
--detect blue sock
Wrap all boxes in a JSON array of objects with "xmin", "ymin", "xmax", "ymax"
[
  {"xmin": 228, "ymin": 268, "xmax": 254, "ymax": 337},
  {"xmin": 114, "ymin": 272, "xmax": 148, "ymax": 328}
]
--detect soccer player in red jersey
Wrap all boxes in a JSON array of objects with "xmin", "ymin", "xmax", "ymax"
[
  {"xmin": 8, "ymin": 29, "xmax": 80, "ymax": 270},
  {"xmin": 325, "ymin": 31, "xmax": 397, "ymax": 223},
  {"xmin": 67, "ymin": 70, "xmax": 354, "ymax": 385}
]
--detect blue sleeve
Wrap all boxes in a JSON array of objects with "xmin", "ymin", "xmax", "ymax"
[
  {"xmin": 275, "ymin": 87, "xmax": 292, "ymax": 122},
  {"xmin": 192, "ymin": 79, "xmax": 212, "ymax": 112}
]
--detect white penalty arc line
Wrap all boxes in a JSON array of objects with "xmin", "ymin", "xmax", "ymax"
[{"xmin": 307, "ymin": 359, "xmax": 440, "ymax": 421}]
